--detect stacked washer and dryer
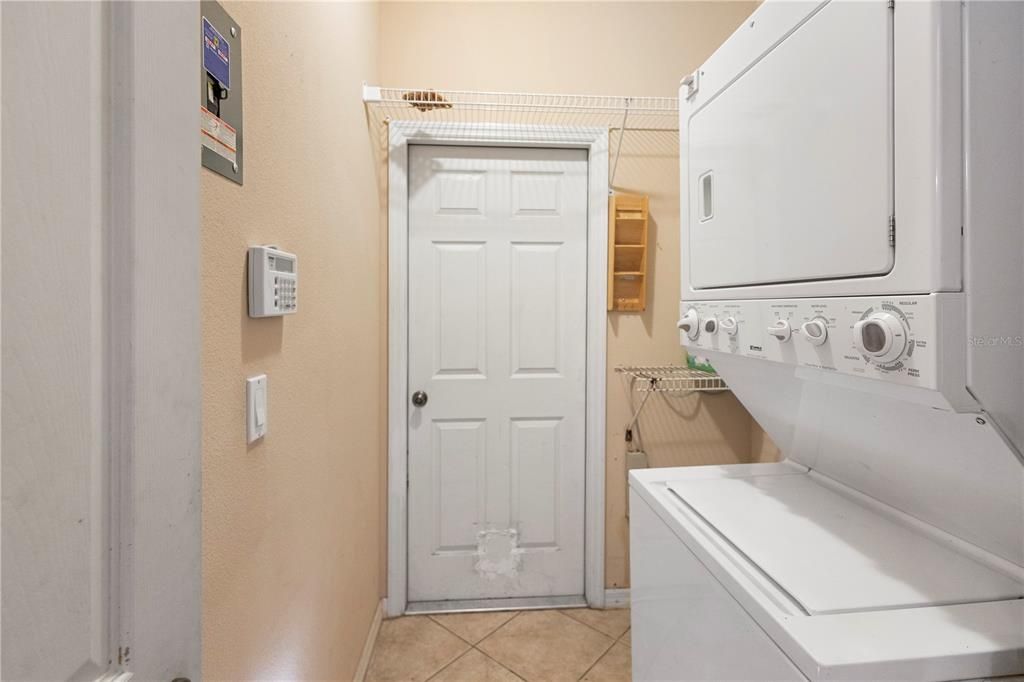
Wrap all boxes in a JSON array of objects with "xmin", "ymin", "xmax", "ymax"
[{"xmin": 629, "ymin": 1, "xmax": 1024, "ymax": 680}]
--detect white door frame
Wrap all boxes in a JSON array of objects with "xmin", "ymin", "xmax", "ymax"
[
  {"xmin": 2, "ymin": 3, "xmax": 200, "ymax": 679},
  {"xmin": 387, "ymin": 122, "xmax": 608, "ymax": 617},
  {"xmin": 109, "ymin": 4, "xmax": 202, "ymax": 677}
]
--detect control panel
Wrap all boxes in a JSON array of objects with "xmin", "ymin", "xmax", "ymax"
[
  {"xmin": 678, "ymin": 294, "xmax": 965, "ymax": 391},
  {"xmin": 248, "ymin": 245, "xmax": 298, "ymax": 317}
]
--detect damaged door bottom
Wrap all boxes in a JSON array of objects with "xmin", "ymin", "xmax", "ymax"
[{"xmin": 404, "ymin": 594, "xmax": 588, "ymax": 615}]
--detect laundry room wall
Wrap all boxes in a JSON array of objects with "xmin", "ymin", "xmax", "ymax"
[
  {"xmin": 201, "ymin": 2, "xmax": 384, "ymax": 680},
  {"xmin": 379, "ymin": 0, "xmax": 771, "ymax": 590}
]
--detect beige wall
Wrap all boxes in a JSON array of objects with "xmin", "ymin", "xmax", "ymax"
[
  {"xmin": 379, "ymin": 1, "xmax": 770, "ymax": 589},
  {"xmin": 201, "ymin": 2, "xmax": 383, "ymax": 680},
  {"xmin": 201, "ymin": 7, "xmax": 775, "ymax": 676}
]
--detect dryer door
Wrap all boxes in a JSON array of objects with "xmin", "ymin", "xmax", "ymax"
[{"xmin": 687, "ymin": 0, "xmax": 893, "ymax": 289}]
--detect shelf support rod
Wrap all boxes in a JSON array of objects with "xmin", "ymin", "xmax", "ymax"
[{"xmin": 609, "ymin": 97, "xmax": 631, "ymax": 194}]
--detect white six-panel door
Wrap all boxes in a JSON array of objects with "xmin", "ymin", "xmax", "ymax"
[{"xmin": 407, "ymin": 145, "xmax": 589, "ymax": 602}]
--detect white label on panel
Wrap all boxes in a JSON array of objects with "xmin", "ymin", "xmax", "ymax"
[
  {"xmin": 434, "ymin": 242, "xmax": 486, "ymax": 377},
  {"xmin": 433, "ymin": 420, "xmax": 485, "ymax": 553},
  {"xmin": 200, "ymin": 106, "xmax": 237, "ymax": 164},
  {"xmin": 510, "ymin": 243, "xmax": 562, "ymax": 376}
]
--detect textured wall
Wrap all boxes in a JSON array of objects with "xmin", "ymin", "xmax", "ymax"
[
  {"xmin": 379, "ymin": 0, "xmax": 771, "ymax": 589},
  {"xmin": 201, "ymin": 2, "xmax": 383, "ymax": 679}
]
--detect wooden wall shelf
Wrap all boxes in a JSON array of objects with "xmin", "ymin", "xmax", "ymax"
[{"xmin": 608, "ymin": 192, "xmax": 649, "ymax": 312}]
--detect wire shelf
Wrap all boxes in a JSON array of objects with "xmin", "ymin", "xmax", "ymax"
[
  {"xmin": 362, "ymin": 85, "xmax": 679, "ymax": 189},
  {"xmin": 364, "ymin": 85, "xmax": 678, "ymax": 132},
  {"xmin": 615, "ymin": 365, "xmax": 728, "ymax": 393}
]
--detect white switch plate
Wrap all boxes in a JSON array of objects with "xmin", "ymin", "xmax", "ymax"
[{"xmin": 246, "ymin": 374, "xmax": 267, "ymax": 443}]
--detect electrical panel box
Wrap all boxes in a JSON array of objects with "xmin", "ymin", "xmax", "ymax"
[
  {"xmin": 248, "ymin": 246, "xmax": 298, "ymax": 317},
  {"xmin": 200, "ymin": 0, "xmax": 243, "ymax": 183}
]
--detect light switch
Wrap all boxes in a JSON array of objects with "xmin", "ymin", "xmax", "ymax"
[{"xmin": 246, "ymin": 374, "xmax": 267, "ymax": 443}]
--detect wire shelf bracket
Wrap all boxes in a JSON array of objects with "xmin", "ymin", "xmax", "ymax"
[
  {"xmin": 615, "ymin": 365, "xmax": 729, "ymax": 393},
  {"xmin": 362, "ymin": 84, "xmax": 679, "ymax": 190},
  {"xmin": 615, "ymin": 365, "xmax": 729, "ymax": 465}
]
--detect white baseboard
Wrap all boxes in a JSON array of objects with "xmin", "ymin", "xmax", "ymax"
[
  {"xmin": 354, "ymin": 598, "xmax": 385, "ymax": 682},
  {"xmin": 604, "ymin": 588, "xmax": 630, "ymax": 608}
]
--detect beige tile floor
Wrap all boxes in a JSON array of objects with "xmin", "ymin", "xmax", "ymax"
[{"xmin": 366, "ymin": 608, "xmax": 632, "ymax": 682}]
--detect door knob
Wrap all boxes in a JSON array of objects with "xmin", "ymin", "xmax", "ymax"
[{"xmin": 411, "ymin": 390, "xmax": 428, "ymax": 407}]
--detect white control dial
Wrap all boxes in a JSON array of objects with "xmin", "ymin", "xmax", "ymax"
[
  {"xmin": 703, "ymin": 317, "xmax": 718, "ymax": 335},
  {"xmin": 767, "ymin": 319, "xmax": 792, "ymax": 342},
  {"xmin": 678, "ymin": 309, "xmax": 700, "ymax": 340},
  {"xmin": 800, "ymin": 319, "xmax": 828, "ymax": 346},
  {"xmin": 853, "ymin": 312, "xmax": 908, "ymax": 364},
  {"xmin": 719, "ymin": 317, "xmax": 738, "ymax": 337}
]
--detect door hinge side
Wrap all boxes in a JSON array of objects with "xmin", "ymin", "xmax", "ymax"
[
  {"xmin": 888, "ymin": 0, "xmax": 894, "ymax": 10},
  {"xmin": 888, "ymin": 215, "xmax": 896, "ymax": 246}
]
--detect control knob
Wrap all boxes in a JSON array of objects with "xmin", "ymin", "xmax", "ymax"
[
  {"xmin": 800, "ymin": 319, "xmax": 828, "ymax": 347},
  {"xmin": 767, "ymin": 319, "xmax": 792, "ymax": 342},
  {"xmin": 703, "ymin": 317, "xmax": 718, "ymax": 335},
  {"xmin": 719, "ymin": 317, "xmax": 738, "ymax": 337},
  {"xmin": 678, "ymin": 309, "xmax": 700, "ymax": 340},
  {"xmin": 852, "ymin": 312, "xmax": 908, "ymax": 364}
]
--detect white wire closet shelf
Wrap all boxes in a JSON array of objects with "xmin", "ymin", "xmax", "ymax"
[
  {"xmin": 616, "ymin": 365, "xmax": 729, "ymax": 393},
  {"xmin": 362, "ymin": 85, "xmax": 680, "ymax": 186},
  {"xmin": 364, "ymin": 85, "xmax": 678, "ymax": 129}
]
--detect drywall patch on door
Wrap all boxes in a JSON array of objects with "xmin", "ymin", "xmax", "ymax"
[{"xmin": 475, "ymin": 528, "xmax": 523, "ymax": 579}]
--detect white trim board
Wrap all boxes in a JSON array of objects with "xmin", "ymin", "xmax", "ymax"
[
  {"xmin": 111, "ymin": 5, "xmax": 203, "ymax": 677},
  {"xmin": 604, "ymin": 588, "xmax": 631, "ymax": 609},
  {"xmin": 1, "ymin": 3, "xmax": 200, "ymax": 679},
  {"xmin": 354, "ymin": 599, "xmax": 385, "ymax": 682},
  {"xmin": 386, "ymin": 121, "xmax": 608, "ymax": 617}
]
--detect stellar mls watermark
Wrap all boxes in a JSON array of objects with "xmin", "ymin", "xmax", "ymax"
[{"xmin": 968, "ymin": 336, "xmax": 1024, "ymax": 347}]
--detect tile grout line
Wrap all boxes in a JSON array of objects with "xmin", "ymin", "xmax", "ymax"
[
  {"xmin": 424, "ymin": 610, "xmax": 525, "ymax": 681},
  {"xmin": 426, "ymin": 613, "xmax": 478, "ymax": 647},
  {"xmin": 473, "ymin": 609, "xmax": 524, "ymax": 648},
  {"xmin": 574, "ymin": 635, "xmax": 619, "ymax": 682},
  {"xmin": 483, "ymin": 610, "xmax": 618, "ymax": 682},
  {"xmin": 418, "ymin": 613, "xmax": 497, "ymax": 681},
  {"xmin": 470, "ymin": 610, "xmax": 529, "ymax": 678},
  {"xmin": 471, "ymin": 644, "xmax": 528, "ymax": 681},
  {"xmin": 421, "ymin": 610, "xmax": 625, "ymax": 682},
  {"xmin": 427, "ymin": 610, "xmax": 521, "ymax": 647},
  {"xmin": 423, "ymin": 646, "xmax": 475, "ymax": 682},
  {"xmin": 367, "ymin": 615, "xmax": 469, "ymax": 682},
  {"xmin": 559, "ymin": 608, "xmax": 631, "ymax": 643}
]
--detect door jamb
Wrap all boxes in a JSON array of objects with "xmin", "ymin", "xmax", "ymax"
[
  {"xmin": 2, "ymin": 2, "xmax": 201, "ymax": 678},
  {"xmin": 386, "ymin": 122, "xmax": 608, "ymax": 617},
  {"xmin": 109, "ymin": 3, "xmax": 203, "ymax": 677}
]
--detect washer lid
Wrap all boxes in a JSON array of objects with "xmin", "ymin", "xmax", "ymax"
[{"xmin": 667, "ymin": 474, "xmax": 1024, "ymax": 615}]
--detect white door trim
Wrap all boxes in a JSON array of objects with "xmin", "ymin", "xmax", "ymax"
[
  {"xmin": 2, "ymin": 2, "xmax": 200, "ymax": 679},
  {"xmin": 387, "ymin": 122, "xmax": 608, "ymax": 616},
  {"xmin": 110, "ymin": 4, "xmax": 202, "ymax": 676}
]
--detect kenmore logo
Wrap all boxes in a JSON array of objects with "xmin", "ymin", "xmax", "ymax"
[{"xmin": 749, "ymin": 345, "xmax": 763, "ymax": 352}]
